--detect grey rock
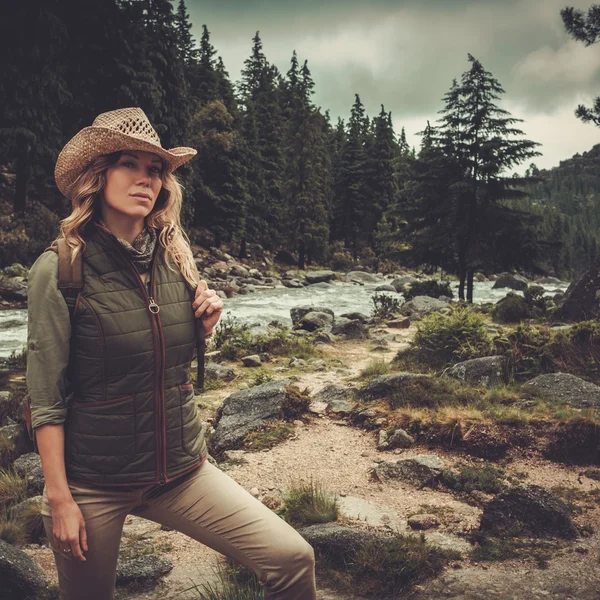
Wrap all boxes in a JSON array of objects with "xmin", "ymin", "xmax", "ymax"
[
  {"xmin": 313, "ymin": 385, "xmax": 357, "ymax": 414},
  {"xmin": 299, "ymin": 311, "xmax": 334, "ymax": 332},
  {"xmin": 0, "ymin": 423, "xmax": 30, "ymax": 466},
  {"xmin": 297, "ymin": 523, "xmax": 389, "ymax": 570},
  {"xmin": 241, "ymin": 354, "xmax": 262, "ymax": 367},
  {"xmin": 115, "ymin": 554, "xmax": 173, "ymax": 587},
  {"xmin": 211, "ymin": 379, "xmax": 295, "ymax": 453},
  {"xmin": 305, "ymin": 270, "xmax": 336, "ymax": 284},
  {"xmin": 372, "ymin": 455, "xmax": 446, "ymax": 487},
  {"xmin": 289, "ymin": 357, "xmax": 307, "ymax": 368},
  {"xmin": 408, "ymin": 514, "xmax": 440, "ymax": 530},
  {"xmin": 0, "ymin": 538, "xmax": 49, "ymax": 600},
  {"xmin": 339, "ymin": 311, "xmax": 370, "ymax": 323},
  {"xmin": 390, "ymin": 275, "xmax": 419, "ymax": 293},
  {"xmin": 377, "ymin": 430, "xmax": 389, "ymax": 449},
  {"xmin": 522, "ymin": 372, "xmax": 600, "ymax": 407},
  {"xmin": 480, "ymin": 485, "xmax": 578, "ymax": 539},
  {"xmin": 345, "ymin": 271, "xmax": 380, "ymax": 284},
  {"xmin": 400, "ymin": 295, "xmax": 451, "ymax": 319},
  {"xmin": 388, "ymin": 428, "xmax": 414, "ymax": 449},
  {"xmin": 205, "ymin": 362, "xmax": 236, "ymax": 382},
  {"xmin": 387, "ymin": 317, "xmax": 411, "ymax": 329},
  {"xmin": 375, "ymin": 283, "xmax": 397, "ymax": 292},
  {"xmin": 281, "ymin": 278, "xmax": 304, "ymax": 289},
  {"xmin": 12, "ymin": 453, "xmax": 45, "ymax": 495},
  {"xmin": 0, "ymin": 277, "xmax": 28, "ymax": 301},
  {"xmin": 290, "ymin": 305, "xmax": 335, "ymax": 326},
  {"xmin": 358, "ymin": 371, "xmax": 431, "ymax": 402},
  {"xmin": 9, "ymin": 496, "xmax": 43, "ymax": 523},
  {"xmin": 444, "ymin": 355, "xmax": 507, "ymax": 387},
  {"xmin": 331, "ymin": 317, "xmax": 369, "ymax": 339},
  {"xmin": 492, "ymin": 272, "xmax": 529, "ymax": 291}
]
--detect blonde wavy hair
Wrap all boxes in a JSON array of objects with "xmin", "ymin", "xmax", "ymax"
[{"xmin": 52, "ymin": 151, "xmax": 200, "ymax": 291}]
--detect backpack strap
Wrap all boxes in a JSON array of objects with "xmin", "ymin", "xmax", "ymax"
[{"xmin": 54, "ymin": 239, "xmax": 83, "ymax": 322}]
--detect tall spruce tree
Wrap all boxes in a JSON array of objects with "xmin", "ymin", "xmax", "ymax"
[
  {"xmin": 281, "ymin": 53, "xmax": 330, "ymax": 267},
  {"xmin": 433, "ymin": 54, "xmax": 542, "ymax": 301},
  {"xmin": 333, "ymin": 94, "xmax": 370, "ymax": 259}
]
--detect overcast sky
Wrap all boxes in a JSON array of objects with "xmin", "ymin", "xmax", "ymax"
[{"xmin": 187, "ymin": 0, "xmax": 600, "ymax": 172}]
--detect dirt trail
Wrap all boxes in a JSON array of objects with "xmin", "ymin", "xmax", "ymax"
[{"xmin": 27, "ymin": 326, "xmax": 600, "ymax": 599}]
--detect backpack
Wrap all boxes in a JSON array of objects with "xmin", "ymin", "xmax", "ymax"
[{"xmin": 24, "ymin": 239, "xmax": 207, "ymax": 450}]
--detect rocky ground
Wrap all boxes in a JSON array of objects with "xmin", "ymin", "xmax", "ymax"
[{"xmin": 20, "ymin": 322, "xmax": 600, "ymax": 600}]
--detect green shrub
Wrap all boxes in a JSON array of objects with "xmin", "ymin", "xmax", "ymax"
[
  {"xmin": 371, "ymin": 291, "xmax": 402, "ymax": 321},
  {"xmin": 405, "ymin": 280, "xmax": 453, "ymax": 301},
  {"xmin": 523, "ymin": 284, "xmax": 547, "ymax": 316},
  {"xmin": 397, "ymin": 305, "xmax": 491, "ymax": 370}
]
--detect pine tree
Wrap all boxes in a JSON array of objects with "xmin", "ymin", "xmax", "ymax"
[
  {"xmin": 0, "ymin": 0, "xmax": 71, "ymax": 212},
  {"xmin": 333, "ymin": 94, "xmax": 370, "ymax": 259},
  {"xmin": 174, "ymin": 0, "xmax": 198, "ymax": 65},
  {"xmin": 433, "ymin": 54, "xmax": 542, "ymax": 301},
  {"xmin": 562, "ymin": 5, "xmax": 600, "ymax": 125}
]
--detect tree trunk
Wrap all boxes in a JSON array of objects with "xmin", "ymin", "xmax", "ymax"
[{"xmin": 466, "ymin": 268, "xmax": 474, "ymax": 303}]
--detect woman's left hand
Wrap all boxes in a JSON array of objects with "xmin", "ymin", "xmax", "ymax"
[{"xmin": 192, "ymin": 280, "xmax": 224, "ymax": 336}]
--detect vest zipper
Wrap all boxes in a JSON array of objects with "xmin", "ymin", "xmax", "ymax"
[{"xmin": 95, "ymin": 223, "xmax": 167, "ymax": 485}]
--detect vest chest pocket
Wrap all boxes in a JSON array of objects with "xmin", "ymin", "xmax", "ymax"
[
  {"xmin": 66, "ymin": 395, "xmax": 137, "ymax": 474},
  {"xmin": 178, "ymin": 384, "xmax": 203, "ymax": 456}
]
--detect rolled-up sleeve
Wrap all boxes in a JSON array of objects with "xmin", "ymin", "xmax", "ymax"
[{"xmin": 26, "ymin": 250, "xmax": 71, "ymax": 429}]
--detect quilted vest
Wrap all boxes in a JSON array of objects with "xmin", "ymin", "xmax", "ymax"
[{"xmin": 47, "ymin": 221, "xmax": 208, "ymax": 486}]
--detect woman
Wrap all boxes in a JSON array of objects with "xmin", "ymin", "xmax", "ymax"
[{"xmin": 26, "ymin": 107, "xmax": 317, "ymax": 600}]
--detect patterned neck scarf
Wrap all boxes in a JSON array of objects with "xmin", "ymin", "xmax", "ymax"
[{"xmin": 98, "ymin": 218, "xmax": 158, "ymax": 275}]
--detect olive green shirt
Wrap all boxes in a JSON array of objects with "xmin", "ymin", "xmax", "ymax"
[{"xmin": 26, "ymin": 251, "xmax": 71, "ymax": 431}]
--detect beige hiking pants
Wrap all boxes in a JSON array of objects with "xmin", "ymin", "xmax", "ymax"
[{"xmin": 41, "ymin": 459, "xmax": 317, "ymax": 600}]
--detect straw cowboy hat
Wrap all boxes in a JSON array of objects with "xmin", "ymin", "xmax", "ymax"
[{"xmin": 55, "ymin": 107, "xmax": 197, "ymax": 200}]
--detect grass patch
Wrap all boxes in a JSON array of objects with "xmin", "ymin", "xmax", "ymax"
[
  {"xmin": 0, "ymin": 468, "xmax": 27, "ymax": 511},
  {"xmin": 320, "ymin": 531, "xmax": 461, "ymax": 598},
  {"xmin": 277, "ymin": 475, "xmax": 339, "ymax": 526},
  {"xmin": 242, "ymin": 421, "xmax": 294, "ymax": 451},
  {"xmin": 181, "ymin": 558, "xmax": 263, "ymax": 599},
  {"xmin": 359, "ymin": 357, "xmax": 391, "ymax": 378},
  {"xmin": 0, "ymin": 519, "xmax": 25, "ymax": 545},
  {"xmin": 440, "ymin": 463, "xmax": 507, "ymax": 494},
  {"xmin": 214, "ymin": 315, "xmax": 321, "ymax": 362}
]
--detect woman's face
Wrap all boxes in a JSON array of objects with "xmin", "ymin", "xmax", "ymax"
[{"xmin": 102, "ymin": 150, "xmax": 164, "ymax": 220}]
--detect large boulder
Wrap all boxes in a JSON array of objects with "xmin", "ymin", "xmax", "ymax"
[
  {"xmin": 492, "ymin": 272, "xmax": 529, "ymax": 291},
  {"xmin": 331, "ymin": 317, "xmax": 369, "ymax": 339},
  {"xmin": 0, "ymin": 539, "xmax": 49, "ymax": 600},
  {"xmin": 371, "ymin": 455, "xmax": 446, "ymax": 487},
  {"xmin": 312, "ymin": 385, "xmax": 357, "ymax": 415},
  {"xmin": 0, "ymin": 277, "xmax": 28, "ymax": 302},
  {"xmin": 390, "ymin": 275, "xmax": 419, "ymax": 294},
  {"xmin": 479, "ymin": 485, "xmax": 578, "ymax": 539},
  {"xmin": 116, "ymin": 554, "xmax": 173, "ymax": 588},
  {"xmin": 399, "ymin": 296, "xmax": 450, "ymax": 319},
  {"xmin": 305, "ymin": 270, "xmax": 336, "ymax": 284},
  {"xmin": 297, "ymin": 523, "xmax": 389, "ymax": 570},
  {"xmin": 357, "ymin": 372, "xmax": 431, "ymax": 402},
  {"xmin": 345, "ymin": 271, "xmax": 380, "ymax": 284},
  {"xmin": 522, "ymin": 372, "xmax": 600, "ymax": 408},
  {"xmin": 12, "ymin": 453, "xmax": 45, "ymax": 495},
  {"xmin": 552, "ymin": 259, "xmax": 600, "ymax": 322},
  {"xmin": 211, "ymin": 378, "xmax": 300, "ymax": 453},
  {"xmin": 444, "ymin": 356, "xmax": 507, "ymax": 387},
  {"xmin": 299, "ymin": 311, "xmax": 334, "ymax": 332},
  {"xmin": 290, "ymin": 305, "xmax": 335, "ymax": 327}
]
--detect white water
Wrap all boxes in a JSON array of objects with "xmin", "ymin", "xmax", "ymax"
[{"xmin": 0, "ymin": 277, "xmax": 571, "ymax": 360}]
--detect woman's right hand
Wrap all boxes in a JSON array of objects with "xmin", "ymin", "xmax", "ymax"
[{"xmin": 50, "ymin": 498, "xmax": 88, "ymax": 561}]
